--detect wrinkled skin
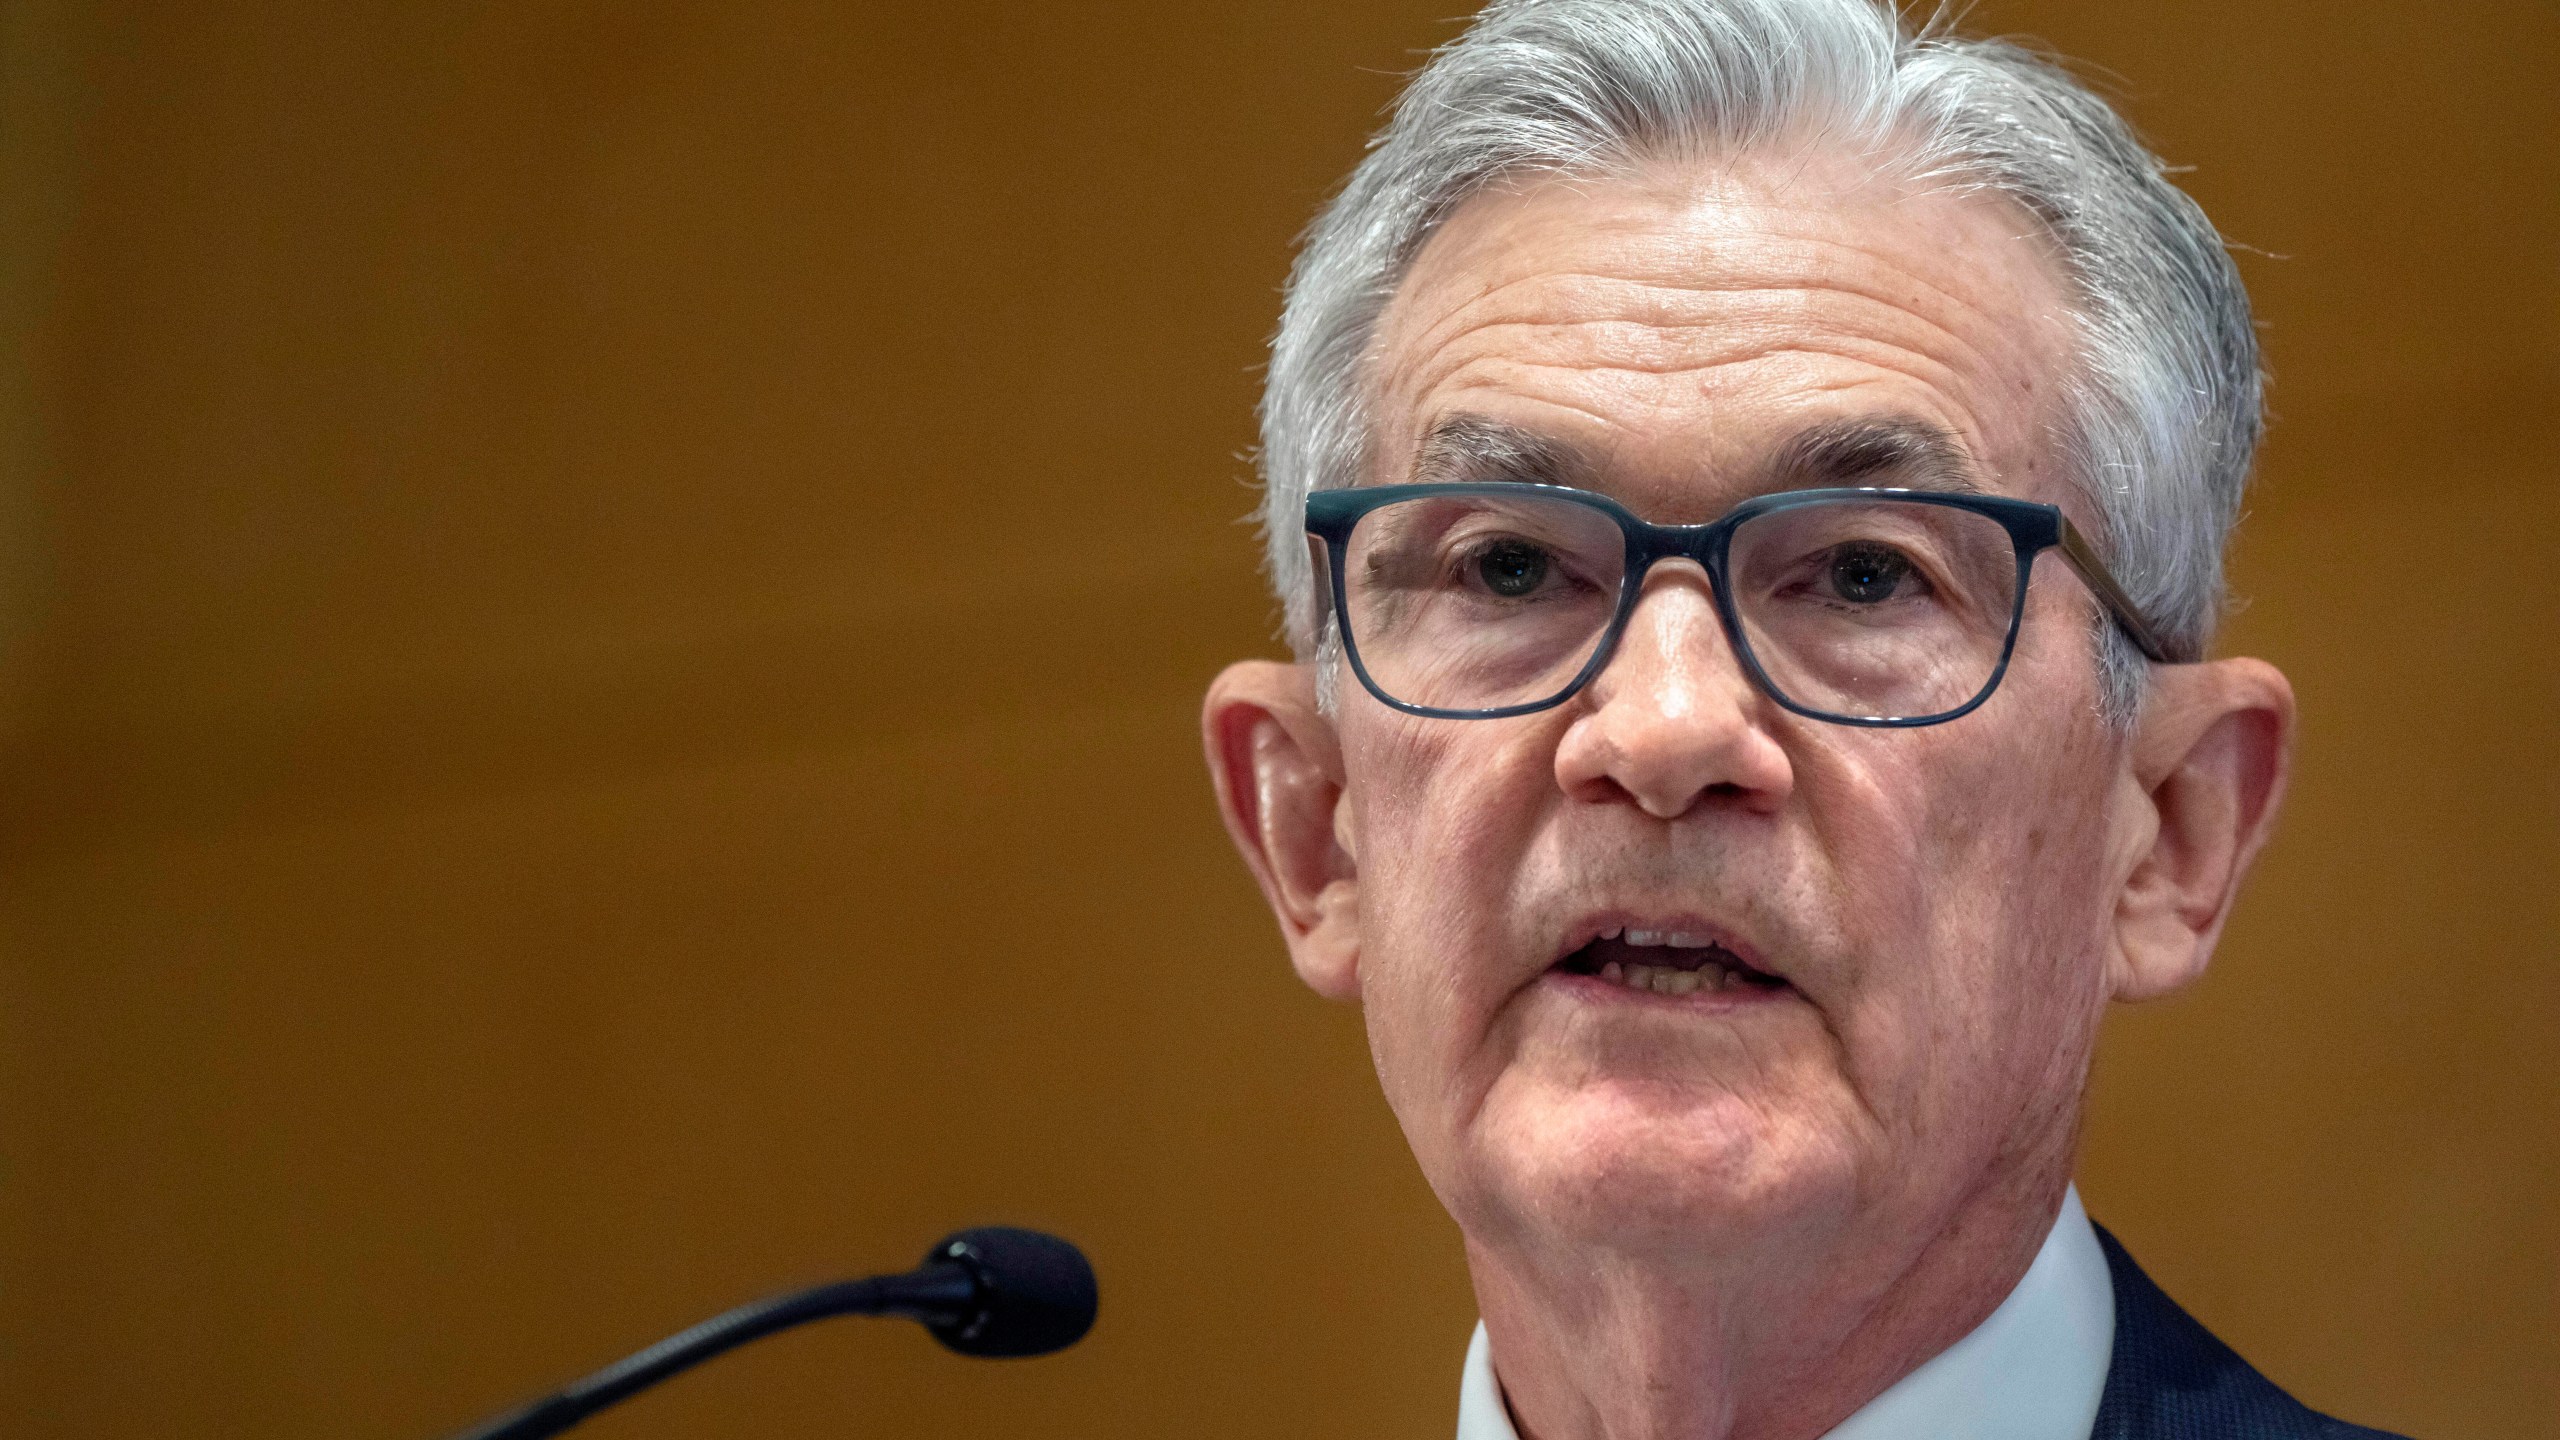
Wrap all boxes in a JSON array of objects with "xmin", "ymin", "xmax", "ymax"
[{"xmin": 1205, "ymin": 149, "xmax": 2293, "ymax": 1440}]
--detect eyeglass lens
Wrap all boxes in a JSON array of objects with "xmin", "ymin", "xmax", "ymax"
[{"xmin": 1337, "ymin": 492, "xmax": 2024, "ymax": 720}]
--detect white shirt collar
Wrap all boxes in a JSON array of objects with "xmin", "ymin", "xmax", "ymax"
[{"xmin": 1456, "ymin": 1185, "xmax": 2114, "ymax": 1440}]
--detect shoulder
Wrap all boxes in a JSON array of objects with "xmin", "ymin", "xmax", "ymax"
[{"xmin": 2091, "ymin": 1223, "xmax": 2414, "ymax": 1440}]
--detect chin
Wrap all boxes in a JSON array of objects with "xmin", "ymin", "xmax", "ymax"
[{"xmin": 1462, "ymin": 1076, "xmax": 1856, "ymax": 1255}]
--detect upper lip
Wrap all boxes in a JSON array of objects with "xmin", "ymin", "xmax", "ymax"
[{"xmin": 1549, "ymin": 910, "xmax": 1782, "ymax": 981}]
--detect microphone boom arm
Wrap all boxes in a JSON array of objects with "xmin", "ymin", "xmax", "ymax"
[
  {"xmin": 453, "ymin": 1266, "xmax": 976, "ymax": 1440},
  {"xmin": 449, "ymin": 1227, "xmax": 1093, "ymax": 1440}
]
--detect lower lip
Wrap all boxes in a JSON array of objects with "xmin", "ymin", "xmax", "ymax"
[{"xmin": 1540, "ymin": 967, "xmax": 1794, "ymax": 1011}]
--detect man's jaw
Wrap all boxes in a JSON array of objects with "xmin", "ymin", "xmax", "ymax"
[{"xmin": 1547, "ymin": 920, "xmax": 1796, "ymax": 1004}]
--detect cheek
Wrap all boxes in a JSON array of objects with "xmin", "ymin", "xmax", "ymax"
[
  {"xmin": 1344, "ymin": 707, "xmax": 1561, "ymax": 920},
  {"xmin": 1341, "ymin": 712, "xmax": 1563, "ymax": 1096},
  {"xmin": 1803, "ymin": 702, "xmax": 2122, "ymax": 1139}
]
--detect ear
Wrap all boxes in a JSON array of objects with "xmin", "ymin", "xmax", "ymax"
[
  {"xmin": 1202, "ymin": 660, "xmax": 1363, "ymax": 1001},
  {"xmin": 2108, "ymin": 656, "xmax": 2296, "ymax": 1002}
]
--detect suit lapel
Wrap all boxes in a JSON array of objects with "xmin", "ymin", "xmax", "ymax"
[{"xmin": 2089, "ymin": 1223, "xmax": 2409, "ymax": 1440}]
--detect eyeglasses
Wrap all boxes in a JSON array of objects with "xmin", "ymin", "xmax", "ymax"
[{"xmin": 1304, "ymin": 483, "xmax": 2171, "ymax": 727}]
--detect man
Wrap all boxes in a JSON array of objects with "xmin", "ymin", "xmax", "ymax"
[{"xmin": 1200, "ymin": 2, "xmax": 2411, "ymax": 1438}]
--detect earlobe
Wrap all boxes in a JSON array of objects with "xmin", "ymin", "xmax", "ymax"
[
  {"xmin": 2108, "ymin": 657, "xmax": 2296, "ymax": 1002},
  {"xmin": 1202, "ymin": 660, "xmax": 1363, "ymax": 1001}
]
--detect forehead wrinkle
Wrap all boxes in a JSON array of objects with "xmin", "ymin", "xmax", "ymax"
[
  {"xmin": 1370, "ymin": 185, "xmax": 2081, "ymax": 460},
  {"xmin": 1406, "ymin": 334, "xmax": 1984, "ymax": 472},
  {"xmin": 1366, "ymin": 178, "xmax": 2086, "ymax": 516},
  {"xmin": 1415, "ymin": 331, "xmax": 1974, "ymax": 393},
  {"xmin": 1420, "ymin": 383, "xmax": 1639, "ymax": 448},
  {"xmin": 1390, "ymin": 271, "xmax": 2020, "ymax": 414},
  {"xmin": 1407, "ymin": 242, "xmax": 2023, "ymax": 349},
  {"xmin": 1379, "ymin": 311, "xmax": 2040, "ymax": 508},
  {"xmin": 1585, "ymin": 227, "xmax": 2061, "ymax": 365},
  {"xmin": 1379, "ymin": 239, "xmax": 2044, "ymax": 404},
  {"xmin": 1384, "ymin": 189, "xmax": 2065, "ymax": 377}
]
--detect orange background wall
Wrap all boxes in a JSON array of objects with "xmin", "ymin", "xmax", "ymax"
[{"xmin": 1, "ymin": 3, "xmax": 2551, "ymax": 1437}]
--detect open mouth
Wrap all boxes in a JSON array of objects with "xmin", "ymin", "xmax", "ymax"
[{"xmin": 1553, "ymin": 928, "xmax": 1791, "ymax": 999}]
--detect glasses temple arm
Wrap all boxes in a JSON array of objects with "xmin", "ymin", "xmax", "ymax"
[{"xmin": 2054, "ymin": 521, "xmax": 2177, "ymax": 664}]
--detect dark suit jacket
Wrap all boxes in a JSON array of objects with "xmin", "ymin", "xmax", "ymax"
[{"xmin": 2092, "ymin": 1225, "xmax": 2412, "ymax": 1439}]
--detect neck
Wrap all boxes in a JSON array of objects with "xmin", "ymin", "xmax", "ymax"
[{"xmin": 1466, "ymin": 1161, "xmax": 2074, "ymax": 1440}]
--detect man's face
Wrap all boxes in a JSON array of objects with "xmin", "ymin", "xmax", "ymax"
[{"xmin": 1336, "ymin": 152, "xmax": 2134, "ymax": 1265}]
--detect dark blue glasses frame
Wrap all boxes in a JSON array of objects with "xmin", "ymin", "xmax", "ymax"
[{"xmin": 1305, "ymin": 482, "xmax": 2173, "ymax": 727}]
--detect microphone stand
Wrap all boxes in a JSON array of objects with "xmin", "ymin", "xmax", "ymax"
[
  {"xmin": 452, "ymin": 1258, "xmax": 982, "ymax": 1440},
  {"xmin": 450, "ymin": 1226, "xmax": 1092, "ymax": 1440}
]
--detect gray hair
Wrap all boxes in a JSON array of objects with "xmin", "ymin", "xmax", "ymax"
[{"xmin": 1256, "ymin": 0, "xmax": 2260, "ymax": 716}]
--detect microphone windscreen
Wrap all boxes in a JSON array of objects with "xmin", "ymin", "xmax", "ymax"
[{"xmin": 921, "ymin": 1227, "xmax": 1098, "ymax": 1359}]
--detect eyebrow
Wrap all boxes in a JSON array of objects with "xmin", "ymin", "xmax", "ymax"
[
  {"xmin": 1403, "ymin": 412, "xmax": 1987, "ymax": 499},
  {"xmin": 1407, "ymin": 413, "xmax": 1593, "ymax": 488},
  {"xmin": 1769, "ymin": 417, "xmax": 1985, "ymax": 495}
]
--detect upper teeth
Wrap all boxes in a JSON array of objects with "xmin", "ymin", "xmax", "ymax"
[{"xmin": 1619, "ymin": 928, "xmax": 1717, "ymax": 948}]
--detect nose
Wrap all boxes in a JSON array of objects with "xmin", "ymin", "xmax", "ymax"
[{"xmin": 1552, "ymin": 562, "xmax": 1794, "ymax": 819}]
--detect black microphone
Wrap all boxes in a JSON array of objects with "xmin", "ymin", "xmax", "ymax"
[{"xmin": 450, "ymin": 1226, "xmax": 1096, "ymax": 1440}]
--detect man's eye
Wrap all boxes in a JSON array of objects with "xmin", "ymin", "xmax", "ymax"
[
  {"xmin": 1824, "ymin": 542, "xmax": 1917, "ymax": 603},
  {"xmin": 1473, "ymin": 540, "xmax": 1553, "ymax": 597}
]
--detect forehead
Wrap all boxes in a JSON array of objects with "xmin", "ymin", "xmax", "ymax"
[{"xmin": 1364, "ymin": 148, "xmax": 2085, "ymax": 518}]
